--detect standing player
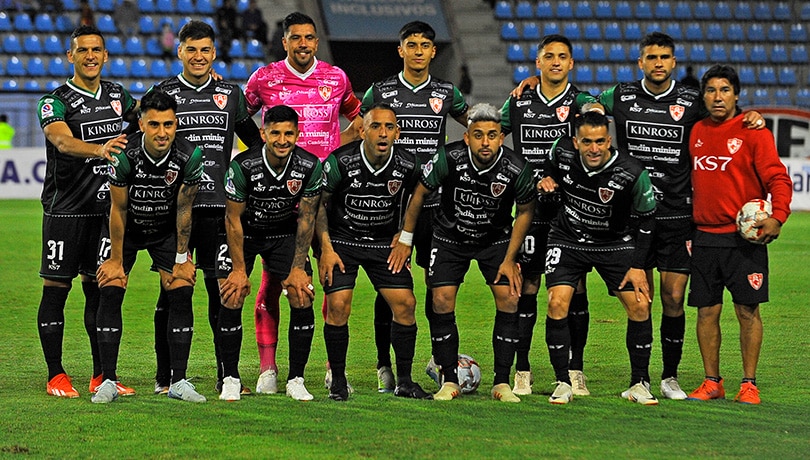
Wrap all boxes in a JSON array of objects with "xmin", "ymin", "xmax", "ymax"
[
  {"xmin": 216, "ymin": 105, "xmax": 321, "ymax": 401},
  {"xmin": 538, "ymin": 112, "xmax": 657, "ymax": 405},
  {"xmin": 317, "ymin": 104, "xmax": 430, "ymax": 401},
  {"xmin": 93, "ymin": 90, "xmax": 204, "ymax": 403},
  {"xmin": 687, "ymin": 65, "xmax": 792, "ymax": 405},
  {"xmin": 149, "ymin": 19, "xmax": 262, "ymax": 396},
  {"xmin": 356, "ymin": 20, "xmax": 469, "ymax": 392},
  {"xmin": 36, "ymin": 25, "xmax": 136, "ymax": 398},
  {"xmin": 244, "ymin": 11, "xmax": 362, "ymax": 393},
  {"xmin": 499, "ymin": 34, "xmax": 593, "ymax": 396},
  {"xmin": 390, "ymin": 103, "xmax": 536, "ymax": 403}
]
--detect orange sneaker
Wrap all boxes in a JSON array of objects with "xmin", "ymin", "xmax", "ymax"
[
  {"xmin": 47, "ymin": 373, "xmax": 80, "ymax": 398},
  {"xmin": 734, "ymin": 382, "xmax": 761, "ymax": 405},
  {"xmin": 90, "ymin": 374, "xmax": 136, "ymax": 396},
  {"xmin": 687, "ymin": 378, "xmax": 725, "ymax": 400}
]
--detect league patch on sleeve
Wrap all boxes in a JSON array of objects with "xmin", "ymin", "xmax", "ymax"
[{"xmin": 41, "ymin": 103, "xmax": 54, "ymax": 119}]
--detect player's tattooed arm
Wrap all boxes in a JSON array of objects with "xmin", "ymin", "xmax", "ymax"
[
  {"xmin": 172, "ymin": 183, "xmax": 198, "ymax": 287},
  {"xmin": 283, "ymin": 194, "xmax": 319, "ymax": 306}
]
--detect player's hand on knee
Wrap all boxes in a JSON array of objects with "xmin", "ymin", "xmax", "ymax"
[
  {"xmin": 495, "ymin": 261, "xmax": 523, "ymax": 298},
  {"xmin": 172, "ymin": 259, "xmax": 197, "ymax": 285},
  {"xmin": 318, "ymin": 250, "xmax": 343, "ymax": 287},
  {"xmin": 96, "ymin": 260, "xmax": 126, "ymax": 288},
  {"xmin": 387, "ymin": 243, "xmax": 411, "ymax": 274},
  {"xmin": 282, "ymin": 267, "xmax": 315, "ymax": 307},
  {"xmin": 619, "ymin": 268, "xmax": 651, "ymax": 304},
  {"xmin": 220, "ymin": 271, "xmax": 250, "ymax": 307}
]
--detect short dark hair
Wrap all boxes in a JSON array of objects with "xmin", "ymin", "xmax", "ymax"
[
  {"xmin": 71, "ymin": 25, "xmax": 105, "ymax": 47},
  {"xmin": 538, "ymin": 34, "xmax": 572, "ymax": 56},
  {"xmin": 140, "ymin": 89, "xmax": 177, "ymax": 115},
  {"xmin": 574, "ymin": 111, "xmax": 610, "ymax": 134},
  {"xmin": 263, "ymin": 105, "xmax": 299, "ymax": 127},
  {"xmin": 283, "ymin": 12, "xmax": 316, "ymax": 34},
  {"xmin": 398, "ymin": 21, "xmax": 435, "ymax": 42},
  {"xmin": 178, "ymin": 20, "xmax": 215, "ymax": 43},
  {"xmin": 701, "ymin": 64, "xmax": 740, "ymax": 96},
  {"xmin": 639, "ymin": 31, "xmax": 675, "ymax": 56}
]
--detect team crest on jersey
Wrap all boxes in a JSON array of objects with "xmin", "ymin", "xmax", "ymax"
[
  {"xmin": 165, "ymin": 169, "xmax": 178, "ymax": 185},
  {"xmin": 491, "ymin": 182, "xmax": 506, "ymax": 197},
  {"xmin": 556, "ymin": 106, "xmax": 570, "ymax": 122},
  {"xmin": 213, "ymin": 94, "xmax": 228, "ymax": 110},
  {"xmin": 318, "ymin": 85, "xmax": 332, "ymax": 101},
  {"xmin": 727, "ymin": 138, "xmax": 743, "ymax": 154},
  {"xmin": 669, "ymin": 105, "xmax": 684, "ymax": 121},
  {"xmin": 748, "ymin": 272, "xmax": 764, "ymax": 290},
  {"xmin": 110, "ymin": 100, "xmax": 122, "ymax": 116},
  {"xmin": 387, "ymin": 179, "xmax": 402, "ymax": 195},
  {"xmin": 429, "ymin": 97, "xmax": 443, "ymax": 114},
  {"xmin": 287, "ymin": 179, "xmax": 302, "ymax": 194},
  {"xmin": 598, "ymin": 187, "xmax": 614, "ymax": 203}
]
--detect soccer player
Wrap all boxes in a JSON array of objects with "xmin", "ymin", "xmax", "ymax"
[
  {"xmin": 499, "ymin": 34, "xmax": 594, "ymax": 396},
  {"xmin": 538, "ymin": 111, "xmax": 657, "ymax": 406},
  {"xmin": 687, "ymin": 65, "xmax": 792, "ymax": 405},
  {"xmin": 93, "ymin": 90, "xmax": 204, "ymax": 403},
  {"xmin": 149, "ymin": 19, "xmax": 262, "ymax": 396},
  {"xmin": 356, "ymin": 20, "xmax": 469, "ymax": 392},
  {"xmin": 244, "ymin": 12, "xmax": 362, "ymax": 392},
  {"xmin": 317, "ymin": 103, "xmax": 430, "ymax": 401},
  {"xmin": 216, "ymin": 105, "xmax": 321, "ymax": 401},
  {"xmin": 36, "ymin": 24, "xmax": 136, "ymax": 398},
  {"xmin": 389, "ymin": 103, "xmax": 536, "ymax": 403}
]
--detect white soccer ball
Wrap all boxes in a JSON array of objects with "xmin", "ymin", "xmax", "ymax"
[
  {"xmin": 736, "ymin": 199, "xmax": 772, "ymax": 244},
  {"xmin": 425, "ymin": 354, "xmax": 482, "ymax": 394}
]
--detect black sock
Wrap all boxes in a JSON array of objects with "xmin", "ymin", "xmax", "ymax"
[
  {"xmin": 660, "ymin": 313, "xmax": 685, "ymax": 379},
  {"xmin": 217, "ymin": 306, "xmax": 243, "ymax": 380},
  {"xmin": 429, "ymin": 311, "xmax": 459, "ymax": 384},
  {"xmin": 167, "ymin": 286, "xmax": 194, "ymax": 383},
  {"xmin": 390, "ymin": 321, "xmax": 417, "ymax": 384},
  {"xmin": 546, "ymin": 316, "xmax": 571, "ymax": 384},
  {"xmin": 154, "ymin": 286, "xmax": 170, "ymax": 385},
  {"xmin": 627, "ymin": 317, "xmax": 653, "ymax": 386},
  {"xmin": 493, "ymin": 310, "xmax": 519, "ymax": 385},
  {"xmin": 706, "ymin": 375, "xmax": 722, "ymax": 383},
  {"xmin": 742, "ymin": 377, "xmax": 756, "ymax": 386},
  {"xmin": 324, "ymin": 323, "xmax": 349, "ymax": 389},
  {"xmin": 515, "ymin": 294, "xmax": 537, "ymax": 371},
  {"xmin": 373, "ymin": 293, "xmax": 392, "ymax": 369},
  {"xmin": 97, "ymin": 286, "xmax": 126, "ymax": 382},
  {"xmin": 81, "ymin": 281, "xmax": 102, "ymax": 377},
  {"xmin": 568, "ymin": 291, "xmax": 589, "ymax": 371},
  {"xmin": 204, "ymin": 277, "xmax": 222, "ymax": 380},
  {"xmin": 287, "ymin": 307, "xmax": 315, "ymax": 381},
  {"xmin": 38, "ymin": 285, "xmax": 70, "ymax": 380}
]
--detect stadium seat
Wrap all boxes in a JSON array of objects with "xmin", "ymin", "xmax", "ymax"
[
  {"xmin": 507, "ymin": 44, "xmax": 525, "ymax": 62},
  {"xmin": 608, "ymin": 44, "xmax": 626, "ymax": 61},
  {"xmin": 674, "ymin": 46, "xmax": 686, "ymax": 62},
  {"xmin": 574, "ymin": 1, "xmax": 593, "ymax": 18},
  {"xmin": 747, "ymin": 24, "xmax": 764, "ymax": 42},
  {"xmin": 588, "ymin": 43, "xmax": 606, "ymax": 61},
  {"xmin": 62, "ymin": 0, "xmax": 76, "ymax": 9},
  {"xmin": 55, "ymin": 14, "xmax": 73, "ymax": 32},
  {"xmin": 213, "ymin": 61, "xmax": 229, "ymax": 79},
  {"xmin": 139, "ymin": 0, "xmax": 156, "ymax": 12},
  {"xmin": 709, "ymin": 45, "xmax": 727, "ymax": 62},
  {"xmin": 556, "ymin": 1, "xmax": 573, "ymax": 18},
  {"xmin": 125, "ymin": 36, "xmax": 144, "ymax": 55},
  {"xmin": 97, "ymin": 0, "xmax": 115, "ymax": 11},
  {"xmin": 595, "ymin": 65, "xmax": 613, "ymax": 83},
  {"xmin": 97, "ymin": 14, "xmax": 117, "ymax": 34},
  {"xmin": 616, "ymin": 65, "xmax": 634, "ymax": 82},
  {"xmin": 110, "ymin": 58, "xmax": 129, "ymax": 78},
  {"xmin": 705, "ymin": 24, "xmax": 723, "ymax": 41},
  {"xmin": 522, "ymin": 22, "xmax": 540, "ymax": 40},
  {"xmin": 535, "ymin": 1, "xmax": 553, "ymax": 18},
  {"xmin": 754, "ymin": 2, "xmax": 772, "ymax": 20},
  {"xmin": 543, "ymin": 23, "xmax": 559, "ymax": 36},
  {"xmin": 802, "ymin": 3, "xmax": 810, "ymax": 20},
  {"xmin": 773, "ymin": 2, "xmax": 791, "ymax": 21},
  {"xmin": 693, "ymin": 2, "xmax": 712, "ymax": 20},
  {"xmin": 736, "ymin": 88, "xmax": 750, "ymax": 106},
  {"xmin": 733, "ymin": 2, "xmax": 752, "ymax": 19},
  {"xmin": 246, "ymin": 39, "xmax": 263, "ymax": 59},
  {"xmin": 47, "ymin": 57, "xmax": 70, "ymax": 78},
  {"xmin": 6, "ymin": 57, "xmax": 25, "ymax": 77},
  {"xmin": 229, "ymin": 40, "xmax": 244, "ymax": 59},
  {"xmin": 231, "ymin": 61, "xmax": 249, "ymax": 80},
  {"xmin": 574, "ymin": 65, "xmax": 593, "ymax": 84},
  {"xmin": 759, "ymin": 67, "xmax": 777, "ymax": 85},
  {"xmin": 730, "ymin": 45, "xmax": 748, "ymax": 63},
  {"xmin": 34, "ymin": 13, "xmax": 54, "ymax": 32},
  {"xmin": 604, "ymin": 22, "xmax": 621, "ymax": 40},
  {"xmin": 515, "ymin": 1, "xmax": 533, "ymax": 19},
  {"xmin": 572, "ymin": 43, "xmax": 585, "ymax": 61},
  {"xmin": 778, "ymin": 68, "xmax": 796, "ymax": 85},
  {"xmin": 27, "ymin": 57, "xmax": 45, "ymax": 76},
  {"xmin": 673, "ymin": 1, "xmax": 691, "ymax": 19},
  {"xmin": 3, "ymin": 35, "xmax": 22, "ymax": 54},
  {"xmin": 563, "ymin": 22, "xmax": 580, "ymax": 40},
  {"xmin": 24, "ymin": 35, "xmax": 43, "ymax": 54},
  {"xmin": 494, "ymin": 1, "xmax": 512, "ymax": 19},
  {"xmin": 770, "ymin": 45, "xmax": 788, "ymax": 64},
  {"xmin": 500, "ymin": 22, "xmax": 519, "ymax": 40},
  {"xmin": 738, "ymin": 66, "xmax": 756, "ymax": 85},
  {"xmin": 752, "ymin": 89, "xmax": 770, "ymax": 106},
  {"xmin": 713, "ymin": 2, "xmax": 732, "ymax": 19},
  {"xmin": 236, "ymin": 0, "xmax": 248, "ymax": 13},
  {"xmin": 528, "ymin": 43, "xmax": 539, "ymax": 60},
  {"xmin": 726, "ymin": 24, "xmax": 743, "ymax": 41},
  {"xmin": 644, "ymin": 22, "xmax": 662, "ymax": 36},
  {"xmin": 143, "ymin": 38, "xmax": 161, "ymax": 56},
  {"xmin": 170, "ymin": 60, "xmax": 183, "ymax": 75},
  {"xmin": 45, "ymin": 80, "xmax": 60, "ymax": 91},
  {"xmin": 685, "ymin": 23, "xmax": 702, "ymax": 41},
  {"xmin": 177, "ymin": 0, "xmax": 195, "ymax": 14},
  {"xmin": 796, "ymin": 89, "xmax": 810, "ymax": 108},
  {"xmin": 654, "ymin": 1, "xmax": 672, "ymax": 19},
  {"xmin": 156, "ymin": 0, "xmax": 174, "ymax": 13},
  {"xmin": 13, "ymin": 13, "xmax": 33, "ymax": 32},
  {"xmin": 24, "ymin": 80, "xmax": 41, "ymax": 91},
  {"xmin": 595, "ymin": 1, "xmax": 612, "ymax": 18},
  {"xmin": 2, "ymin": 80, "xmax": 19, "ymax": 90},
  {"xmin": 150, "ymin": 60, "xmax": 170, "ymax": 79},
  {"xmin": 104, "ymin": 36, "xmax": 123, "ymax": 55},
  {"xmin": 130, "ymin": 59, "xmax": 149, "ymax": 78},
  {"xmin": 624, "ymin": 22, "xmax": 641, "ymax": 40},
  {"xmin": 44, "ymin": 34, "xmax": 63, "ymax": 54},
  {"xmin": 688, "ymin": 44, "xmax": 707, "ymax": 63},
  {"xmin": 635, "ymin": 1, "xmax": 653, "ymax": 19},
  {"xmin": 749, "ymin": 45, "xmax": 767, "ymax": 63},
  {"xmin": 513, "ymin": 65, "xmax": 531, "ymax": 84},
  {"xmin": 790, "ymin": 24, "xmax": 808, "ymax": 42},
  {"xmin": 139, "ymin": 16, "xmax": 157, "ymax": 34},
  {"xmin": 790, "ymin": 45, "xmax": 808, "ymax": 64},
  {"xmin": 583, "ymin": 23, "xmax": 601, "ymax": 40},
  {"xmin": 774, "ymin": 88, "xmax": 790, "ymax": 105},
  {"xmin": 767, "ymin": 24, "xmax": 785, "ymax": 42},
  {"xmin": 614, "ymin": 1, "xmax": 632, "ymax": 18},
  {"xmin": 0, "ymin": 12, "xmax": 10, "ymax": 32},
  {"xmin": 197, "ymin": 0, "xmax": 215, "ymax": 14},
  {"xmin": 665, "ymin": 23, "xmax": 682, "ymax": 40},
  {"xmin": 130, "ymin": 81, "xmax": 147, "ymax": 94}
]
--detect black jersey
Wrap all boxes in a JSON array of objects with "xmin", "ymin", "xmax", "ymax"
[
  {"xmin": 152, "ymin": 75, "xmax": 254, "ymax": 210},
  {"xmin": 599, "ymin": 80, "xmax": 705, "ymax": 219},
  {"xmin": 225, "ymin": 145, "xmax": 322, "ymax": 239},
  {"xmin": 108, "ymin": 134, "xmax": 203, "ymax": 240},
  {"xmin": 547, "ymin": 137, "xmax": 655, "ymax": 250},
  {"xmin": 422, "ymin": 140, "xmax": 535, "ymax": 245},
  {"xmin": 38, "ymin": 79, "xmax": 136, "ymax": 216},
  {"xmin": 321, "ymin": 141, "xmax": 420, "ymax": 248}
]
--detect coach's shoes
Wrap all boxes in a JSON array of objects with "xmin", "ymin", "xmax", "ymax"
[
  {"xmin": 687, "ymin": 378, "xmax": 725, "ymax": 401},
  {"xmin": 256, "ymin": 368, "xmax": 278, "ymax": 394},
  {"xmin": 622, "ymin": 381, "xmax": 659, "ymax": 405},
  {"xmin": 168, "ymin": 379, "xmax": 207, "ymax": 403},
  {"xmin": 512, "ymin": 370, "xmax": 533, "ymax": 395},
  {"xmin": 91, "ymin": 379, "xmax": 119, "ymax": 404},
  {"xmin": 734, "ymin": 382, "xmax": 760, "ymax": 405},
  {"xmin": 219, "ymin": 376, "xmax": 242, "ymax": 401},
  {"xmin": 433, "ymin": 382, "xmax": 461, "ymax": 401},
  {"xmin": 492, "ymin": 383, "xmax": 521, "ymax": 403},
  {"xmin": 377, "ymin": 366, "xmax": 396, "ymax": 393},
  {"xmin": 660, "ymin": 377, "xmax": 688, "ymax": 400},
  {"xmin": 286, "ymin": 377, "xmax": 314, "ymax": 401},
  {"xmin": 394, "ymin": 380, "xmax": 432, "ymax": 399},
  {"xmin": 90, "ymin": 374, "xmax": 135, "ymax": 396},
  {"xmin": 154, "ymin": 382, "xmax": 169, "ymax": 395},
  {"xmin": 569, "ymin": 370, "xmax": 590, "ymax": 396},
  {"xmin": 549, "ymin": 381, "xmax": 573, "ymax": 405},
  {"xmin": 46, "ymin": 373, "xmax": 79, "ymax": 398}
]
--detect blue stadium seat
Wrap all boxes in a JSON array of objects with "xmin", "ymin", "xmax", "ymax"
[
  {"xmin": 689, "ymin": 44, "xmax": 707, "ymax": 62},
  {"xmin": 27, "ymin": 57, "xmax": 46, "ymax": 76},
  {"xmin": 535, "ymin": 1, "xmax": 553, "ymax": 18},
  {"xmin": 563, "ymin": 22, "xmax": 580, "ymax": 40},
  {"xmin": 139, "ymin": 0, "xmax": 156, "ymax": 12},
  {"xmin": 6, "ymin": 57, "xmax": 25, "ymax": 76},
  {"xmin": 97, "ymin": 14, "xmax": 117, "ymax": 34},
  {"xmin": 733, "ymin": 2, "xmax": 752, "ymax": 19},
  {"xmin": 624, "ymin": 22, "xmax": 641, "ymax": 40},
  {"xmin": 231, "ymin": 61, "xmax": 249, "ymax": 80},
  {"xmin": 62, "ymin": 0, "xmax": 76, "ymax": 9},
  {"xmin": 644, "ymin": 22, "xmax": 662, "ymax": 36},
  {"xmin": 574, "ymin": 65, "xmax": 593, "ymax": 84},
  {"xmin": 774, "ymin": 88, "xmax": 790, "ymax": 106},
  {"xmin": 673, "ymin": 1, "xmax": 691, "ymax": 19},
  {"xmin": 713, "ymin": 1, "xmax": 732, "ymax": 19},
  {"xmin": 685, "ymin": 23, "xmax": 702, "ymax": 41},
  {"xmin": 229, "ymin": 39, "xmax": 245, "ymax": 58},
  {"xmin": 738, "ymin": 66, "xmax": 756, "ymax": 85},
  {"xmin": 34, "ymin": 13, "xmax": 54, "ymax": 32},
  {"xmin": 143, "ymin": 37, "xmax": 161, "ymax": 56},
  {"xmin": 747, "ymin": 24, "xmax": 765, "ymax": 42},
  {"xmin": 528, "ymin": 43, "xmax": 539, "ymax": 60},
  {"xmin": 105, "ymin": 36, "xmax": 123, "ymax": 55},
  {"xmin": 665, "ymin": 23, "xmax": 682, "ymax": 40},
  {"xmin": 131, "ymin": 59, "xmax": 149, "ymax": 78},
  {"xmin": 726, "ymin": 24, "xmax": 743, "ymax": 41},
  {"xmin": 604, "ymin": 23, "xmax": 621, "ymax": 40},
  {"xmin": 556, "ymin": 1, "xmax": 573, "ymax": 18},
  {"xmin": 156, "ymin": 0, "xmax": 174, "ymax": 13},
  {"xmin": 246, "ymin": 39, "xmax": 263, "ymax": 59},
  {"xmin": 753, "ymin": 2, "xmax": 772, "ymax": 20},
  {"xmin": 654, "ymin": 1, "xmax": 672, "ymax": 19},
  {"xmin": 635, "ymin": 1, "xmax": 653, "ymax": 19},
  {"xmin": 515, "ymin": 1, "xmax": 533, "ymax": 19},
  {"xmin": 770, "ymin": 45, "xmax": 788, "ymax": 64},
  {"xmin": 47, "ymin": 57, "xmax": 70, "ymax": 77},
  {"xmin": 213, "ymin": 61, "xmax": 229, "ymax": 79},
  {"xmin": 44, "ymin": 34, "xmax": 63, "ymax": 54},
  {"xmin": 674, "ymin": 46, "xmax": 686, "ymax": 62},
  {"xmin": 24, "ymin": 35, "xmax": 43, "ymax": 54},
  {"xmin": 150, "ymin": 60, "xmax": 170, "ymax": 79},
  {"xmin": 139, "ymin": 16, "xmax": 156, "ymax": 34},
  {"xmin": 705, "ymin": 24, "xmax": 723, "ymax": 41},
  {"xmin": 608, "ymin": 43, "xmax": 626, "ymax": 61},
  {"xmin": 595, "ymin": 65, "xmax": 613, "ymax": 84},
  {"xmin": 177, "ymin": 0, "xmax": 195, "ymax": 14},
  {"xmin": 773, "ymin": 2, "xmax": 791, "ymax": 21},
  {"xmin": 507, "ymin": 44, "xmax": 525, "ymax": 62},
  {"xmin": 522, "ymin": 22, "xmax": 540, "ymax": 40},
  {"xmin": 737, "ymin": 89, "xmax": 750, "ymax": 107},
  {"xmin": 759, "ymin": 67, "xmax": 777, "ymax": 85},
  {"xmin": 24, "ymin": 80, "xmax": 40, "ymax": 91},
  {"xmin": 730, "ymin": 45, "xmax": 748, "ymax": 63},
  {"xmin": 2, "ymin": 80, "xmax": 19, "ymax": 91},
  {"xmin": 543, "ymin": 22, "xmax": 559, "ymax": 36},
  {"xmin": 767, "ymin": 24, "xmax": 785, "ymax": 42},
  {"xmin": 46, "ymin": 80, "xmax": 60, "ymax": 91},
  {"xmin": 583, "ymin": 23, "xmax": 601, "ymax": 40},
  {"xmin": 97, "ymin": 0, "xmax": 115, "ymax": 11},
  {"xmin": 500, "ymin": 22, "xmax": 519, "ymax": 40},
  {"xmin": 0, "ymin": 12, "xmax": 11, "ymax": 32},
  {"xmin": 494, "ymin": 1, "xmax": 513, "ymax": 19},
  {"xmin": 130, "ymin": 81, "xmax": 147, "ymax": 94},
  {"xmin": 3, "ymin": 35, "xmax": 22, "ymax": 54},
  {"xmin": 796, "ymin": 89, "xmax": 810, "ymax": 108},
  {"xmin": 171, "ymin": 60, "xmax": 183, "ymax": 75},
  {"xmin": 614, "ymin": 1, "xmax": 632, "ymax": 18},
  {"xmin": 749, "ymin": 45, "xmax": 767, "ymax": 63},
  {"xmin": 574, "ymin": 1, "xmax": 593, "ymax": 18},
  {"xmin": 13, "ymin": 13, "xmax": 33, "ymax": 32},
  {"xmin": 125, "ymin": 36, "xmax": 144, "ymax": 55},
  {"xmin": 56, "ymin": 14, "xmax": 73, "ymax": 32},
  {"xmin": 752, "ymin": 89, "xmax": 770, "ymax": 106},
  {"xmin": 778, "ymin": 68, "xmax": 796, "ymax": 85},
  {"xmin": 513, "ymin": 65, "xmax": 531, "ymax": 84},
  {"xmin": 595, "ymin": 1, "xmax": 612, "ymax": 18},
  {"xmin": 790, "ymin": 24, "xmax": 808, "ymax": 42},
  {"xmin": 801, "ymin": 3, "xmax": 810, "ymax": 20},
  {"xmin": 588, "ymin": 43, "xmax": 606, "ymax": 61},
  {"xmin": 616, "ymin": 65, "xmax": 634, "ymax": 82},
  {"xmin": 110, "ymin": 58, "xmax": 129, "ymax": 78},
  {"xmin": 790, "ymin": 45, "xmax": 808, "ymax": 64},
  {"xmin": 709, "ymin": 45, "xmax": 727, "ymax": 62},
  {"xmin": 197, "ymin": 0, "xmax": 215, "ymax": 14},
  {"xmin": 693, "ymin": 2, "xmax": 712, "ymax": 19},
  {"xmin": 236, "ymin": 0, "xmax": 248, "ymax": 13},
  {"xmin": 572, "ymin": 43, "xmax": 586, "ymax": 61}
]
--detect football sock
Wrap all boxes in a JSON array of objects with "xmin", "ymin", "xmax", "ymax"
[
  {"xmin": 515, "ymin": 294, "xmax": 537, "ymax": 371},
  {"xmin": 546, "ymin": 316, "xmax": 571, "ymax": 384},
  {"xmin": 568, "ymin": 291, "xmax": 590, "ymax": 371},
  {"xmin": 204, "ymin": 277, "xmax": 222, "ymax": 380},
  {"xmin": 706, "ymin": 375, "xmax": 722, "ymax": 383},
  {"xmin": 742, "ymin": 377, "xmax": 757, "ymax": 386},
  {"xmin": 97, "ymin": 286, "xmax": 126, "ymax": 382},
  {"xmin": 323, "ymin": 323, "xmax": 349, "ymax": 389},
  {"xmin": 492, "ymin": 310, "xmax": 519, "ymax": 386},
  {"xmin": 217, "ymin": 306, "xmax": 243, "ymax": 380},
  {"xmin": 81, "ymin": 281, "xmax": 102, "ymax": 377},
  {"xmin": 255, "ymin": 267, "xmax": 281, "ymax": 372},
  {"xmin": 390, "ymin": 321, "xmax": 417, "ymax": 383},
  {"xmin": 37, "ymin": 285, "xmax": 70, "ymax": 380},
  {"xmin": 660, "ymin": 313, "xmax": 685, "ymax": 379},
  {"xmin": 153, "ymin": 286, "xmax": 170, "ymax": 384},
  {"xmin": 373, "ymin": 293, "xmax": 393, "ymax": 369},
  {"xmin": 627, "ymin": 317, "xmax": 653, "ymax": 386},
  {"xmin": 429, "ymin": 311, "xmax": 459, "ymax": 384},
  {"xmin": 167, "ymin": 286, "xmax": 194, "ymax": 383},
  {"xmin": 287, "ymin": 306, "xmax": 315, "ymax": 381}
]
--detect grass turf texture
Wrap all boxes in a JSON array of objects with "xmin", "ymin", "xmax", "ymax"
[{"xmin": 1, "ymin": 199, "xmax": 808, "ymax": 458}]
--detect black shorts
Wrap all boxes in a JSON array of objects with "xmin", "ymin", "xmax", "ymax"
[
  {"xmin": 518, "ymin": 222, "xmax": 551, "ymax": 279},
  {"xmin": 324, "ymin": 242, "xmax": 413, "ymax": 294},
  {"xmin": 428, "ymin": 237, "xmax": 511, "ymax": 287},
  {"xmin": 544, "ymin": 243, "xmax": 637, "ymax": 293},
  {"xmin": 218, "ymin": 234, "xmax": 311, "ymax": 279},
  {"xmin": 414, "ymin": 207, "xmax": 435, "ymax": 268},
  {"xmin": 643, "ymin": 217, "xmax": 693, "ymax": 273},
  {"xmin": 189, "ymin": 207, "xmax": 226, "ymax": 277},
  {"xmin": 98, "ymin": 226, "xmax": 178, "ymax": 274},
  {"xmin": 687, "ymin": 234, "xmax": 769, "ymax": 307},
  {"xmin": 40, "ymin": 214, "xmax": 105, "ymax": 280}
]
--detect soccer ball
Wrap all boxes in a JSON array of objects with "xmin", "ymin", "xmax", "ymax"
[
  {"xmin": 736, "ymin": 199, "xmax": 772, "ymax": 244},
  {"xmin": 425, "ymin": 354, "xmax": 482, "ymax": 394}
]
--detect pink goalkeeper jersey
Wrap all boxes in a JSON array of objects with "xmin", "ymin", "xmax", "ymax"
[{"xmin": 245, "ymin": 57, "xmax": 362, "ymax": 159}]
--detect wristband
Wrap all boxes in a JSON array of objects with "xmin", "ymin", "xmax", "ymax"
[
  {"xmin": 175, "ymin": 252, "xmax": 189, "ymax": 264},
  {"xmin": 398, "ymin": 230, "xmax": 414, "ymax": 246}
]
